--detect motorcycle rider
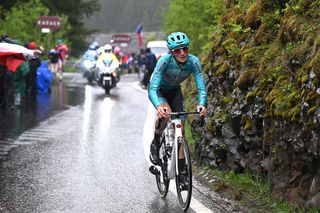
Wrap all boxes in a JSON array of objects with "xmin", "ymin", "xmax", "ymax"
[
  {"xmin": 96, "ymin": 44, "xmax": 120, "ymax": 85},
  {"xmin": 83, "ymin": 43, "xmax": 99, "ymax": 61},
  {"xmin": 82, "ymin": 43, "xmax": 99, "ymax": 78},
  {"xmin": 148, "ymin": 32, "xmax": 208, "ymax": 183}
]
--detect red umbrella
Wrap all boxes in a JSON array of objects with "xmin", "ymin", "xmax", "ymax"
[{"xmin": 0, "ymin": 42, "xmax": 37, "ymax": 72}]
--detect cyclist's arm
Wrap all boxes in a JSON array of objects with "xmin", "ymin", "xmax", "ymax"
[
  {"xmin": 191, "ymin": 56, "xmax": 207, "ymax": 107},
  {"xmin": 148, "ymin": 57, "xmax": 168, "ymax": 108}
]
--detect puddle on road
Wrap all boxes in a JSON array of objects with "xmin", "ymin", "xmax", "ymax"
[{"xmin": 0, "ymin": 81, "xmax": 85, "ymax": 141}]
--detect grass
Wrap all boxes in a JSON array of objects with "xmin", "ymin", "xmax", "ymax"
[{"xmin": 184, "ymin": 120, "xmax": 318, "ymax": 213}]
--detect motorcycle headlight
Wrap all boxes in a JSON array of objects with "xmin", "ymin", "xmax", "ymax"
[{"xmin": 112, "ymin": 71, "xmax": 117, "ymax": 77}]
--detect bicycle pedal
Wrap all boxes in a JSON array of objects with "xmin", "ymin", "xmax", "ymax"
[{"xmin": 149, "ymin": 166, "xmax": 160, "ymax": 175}]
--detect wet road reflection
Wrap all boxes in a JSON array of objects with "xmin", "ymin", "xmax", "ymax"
[{"xmin": 0, "ymin": 77, "xmax": 85, "ymax": 141}]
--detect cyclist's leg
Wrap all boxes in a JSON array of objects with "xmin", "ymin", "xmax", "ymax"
[
  {"xmin": 167, "ymin": 87, "xmax": 189, "ymax": 187},
  {"xmin": 58, "ymin": 59, "xmax": 63, "ymax": 80},
  {"xmin": 149, "ymin": 90, "xmax": 173, "ymax": 165},
  {"xmin": 167, "ymin": 87, "xmax": 185, "ymax": 159}
]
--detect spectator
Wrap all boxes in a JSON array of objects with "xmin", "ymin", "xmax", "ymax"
[
  {"xmin": 141, "ymin": 48, "xmax": 157, "ymax": 89},
  {"xmin": 26, "ymin": 41, "xmax": 41, "ymax": 95},
  {"xmin": 138, "ymin": 48, "xmax": 146, "ymax": 79},
  {"xmin": 0, "ymin": 38, "xmax": 41, "ymax": 109}
]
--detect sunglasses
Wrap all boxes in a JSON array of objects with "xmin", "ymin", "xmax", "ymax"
[{"xmin": 172, "ymin": 47, "xmax": 188, "ymax": 55}]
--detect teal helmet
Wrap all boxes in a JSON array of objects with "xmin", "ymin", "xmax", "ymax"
[
  {"xmin": 57, "ymin": 38, "xmax": 62, "ymax": 44},
  {"xmin": 166, "ymin": 32, "xmax": 189, "ymax": 51}
]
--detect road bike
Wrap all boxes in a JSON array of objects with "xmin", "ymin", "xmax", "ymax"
[{"xmin": 149, "ymin": 111, "xmax": 200, "ymax": 211}]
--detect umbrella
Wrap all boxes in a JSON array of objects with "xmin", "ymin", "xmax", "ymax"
[{"xmin": 0, "ymin": 42, "xmax": 37, "ymax": 72}]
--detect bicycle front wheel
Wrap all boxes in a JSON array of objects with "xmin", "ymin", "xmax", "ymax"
[
  {"xmin": 175, "ymin": 137, "xmax": 192, "ymax": 211},
  {"xmin": 156, "ymin": 136, "xmax": 170, "ymax": 197}
]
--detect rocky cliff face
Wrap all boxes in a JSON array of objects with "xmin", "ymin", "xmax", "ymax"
[{"xmin": 188, "ymin": 0, "xmax": 320, "ymax": 209}]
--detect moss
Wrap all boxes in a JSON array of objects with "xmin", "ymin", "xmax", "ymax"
[
  {"xmin": 241, "ymin": 47, "xmax": 257, "ymax": 66},
  {"xmin": 297, "ymin": 68, "xmax": 309, "ymax": 84},
  {"xmin": 306, "ymin": 52, "xmax": 320, "ymax": 71},
  {"xmin": 306, "ymin": 91, "xmax": 319, "ymax": 103},
  {"xmin": 243, "ymin": 2, "xmax": 262, "ymax": 30},
  {"xmin": 289, "ymin": 106, "xmax": 301, "ymax": 122},
  {"xmin": 214, "ymin": 111, "xmax": 228, "ymax": 124},
  {"xmin": 221, "ymin": 37, "xmax": 241, "ymax": 58},
  {"xmin": 206, "ymin": 117, "xmax": 216, "ymax": 134},
  {"xmin": 308, "ymin": 106, "xmax": 319, "ymax": 115},
  {"xmin": 241, "ymin": 114, "xmax": 253, "ymax": 131},
  {"xmin": 217, "ymin": 61, "xmax": 230, "ymax": 75},
  {"xmin": 245, "ymin": 90, "xmax": 257, "ymax": 104},
  {"xmin": 235, "ymin": 69, "xmax": 256, "ymax": 90}
]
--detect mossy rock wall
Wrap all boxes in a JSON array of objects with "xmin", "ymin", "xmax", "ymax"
[{"xmin": 188, "ymin": 0, "xmax": 320, "ymax": 208}]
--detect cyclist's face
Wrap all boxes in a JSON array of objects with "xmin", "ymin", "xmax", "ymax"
[{"xmin": 172, "ymin": 47, "xmax": 188, "ymax": 63}]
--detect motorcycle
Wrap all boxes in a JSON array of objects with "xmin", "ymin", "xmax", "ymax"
[
  {"xmin": 82, "ymin": 59, "xmax": 96, "ymax": 84},
  {"xmin": 96, "ymin": 59, "xmax": 120, "ymax": 94}
]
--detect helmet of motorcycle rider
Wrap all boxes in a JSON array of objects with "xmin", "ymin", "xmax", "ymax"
[
  {"xmin": 89, "ymin": 44, "xmax": 96, "ymax": 50},
  {"xmin": 104, "ymin": 44, "xmax": 113, "ymax": 52},
  {"xmin": 166, "ymin": 32, "xmax": 189, "ymax": 51},
  {"xmin": 92, "ymin": 41, "xmax": 98, "ymax": 47}
]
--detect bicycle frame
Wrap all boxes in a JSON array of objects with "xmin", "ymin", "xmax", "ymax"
[
  {"xmin": 165, "ymin": 118, "xmax": 181, "ymax": 179},
  {"xmin": 164, "ymin": 111, "xmax": 198, "ymax": 179},
  {"xmin": 153, "ymin": 111, "xmax": 200, "ymax": 211}
]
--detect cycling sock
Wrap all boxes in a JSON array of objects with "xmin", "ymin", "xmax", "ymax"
[
  {"xmin": 178, "ymin": 159, "xmax": 185, "ymax": 172},
  {"xmin": 154, "ymin": 133, "xmax": 160, "ymax": 142}
]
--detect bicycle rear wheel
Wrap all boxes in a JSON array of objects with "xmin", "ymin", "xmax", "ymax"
[
  {"xmin": 175, "ymin": 137, "xmax": 192, "ymax": 211},
  {"xmin": 156, "ymin": 136, "xmax": 170, "ymax": 197}
]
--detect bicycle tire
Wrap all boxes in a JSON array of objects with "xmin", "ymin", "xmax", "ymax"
[
  {"xmin": 156, "ymin": 136, "xmax": 170, "ymax": 197},
  {"xmin": 175, "ymin": 136, "xmax": 192, "ymax": 211}
]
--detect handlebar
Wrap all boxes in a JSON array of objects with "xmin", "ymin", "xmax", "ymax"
[
  {"xmin": 167, "ymin": 111, "xmax": 205, "ymax": 127},
  {"xmin": 167, "ymin": 111, "xmax": 199, "ymax": 116}
]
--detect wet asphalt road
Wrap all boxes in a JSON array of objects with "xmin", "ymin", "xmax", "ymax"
[{"xmin": 0, "ymin": 73, "xmax": 229, "ymax": 213}]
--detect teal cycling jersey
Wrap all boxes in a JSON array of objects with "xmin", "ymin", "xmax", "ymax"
[{"xmin": 148, "ymin": 53, "xmax": 207, "ymax": 108}]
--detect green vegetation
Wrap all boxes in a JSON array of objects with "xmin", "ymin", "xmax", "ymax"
[
  {"xmin": 0, "ymin": 0, "xmax": 98, "ymax": 56},
  {"xmin": 205, "ymin": 168, "xmax": 320, "ymax": 213},
  {"xmin": 174, "ymin": 0, "xmax": 320, "ymax": 210},
  {"xmin": 163, "ymin": 0, "xmax": 224, "ymax": 56}
]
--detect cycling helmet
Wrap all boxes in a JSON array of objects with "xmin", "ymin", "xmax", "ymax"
[{"xmin": 166, "ymin": 32, "xmax": 189, "ymax": 51}]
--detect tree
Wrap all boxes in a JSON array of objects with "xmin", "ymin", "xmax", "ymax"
[
  {"xmin": 0, "ymin": 0, "xmax": 70, "ymax": 52},
  {"xmin": 163, "ymin": 0, "xmax": 224, "ymax": 56},
  {"xmin": 41, "ymin": 0, "xmax": 99, "ymax": 56},
  {"xmin": 0, "ymin": 0, "xmax": 99, "ymax": 57}
]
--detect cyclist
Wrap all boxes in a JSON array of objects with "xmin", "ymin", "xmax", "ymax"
[
  {"xmin": 55, "ymin": 38, "xmax": 69, "ymax": 80},
  {"xmin": 148, "ymin": 32, "xmax": 208, "ymax": 177}
]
